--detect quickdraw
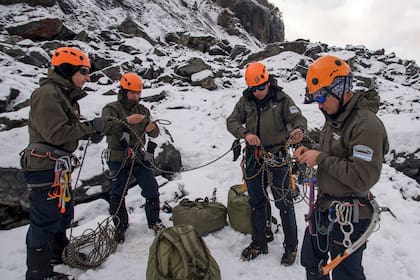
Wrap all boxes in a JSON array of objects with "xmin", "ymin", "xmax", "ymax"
[{"xmin": 48, "ymin": 156, "xmax": 73, "ymax": 213}]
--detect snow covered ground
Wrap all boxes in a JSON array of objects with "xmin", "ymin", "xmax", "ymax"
[{"xmin": 0, "ymin": 50, "xmax": 419, "ymax": 279}]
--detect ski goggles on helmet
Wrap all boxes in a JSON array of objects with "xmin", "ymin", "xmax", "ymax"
[
  {"xmin": 250, "ymin": 82, "xmax": 268, "ymax": 92},
  {"xmin": 312, "ymin": 76, "xmax": 351, "ymax": 104}
]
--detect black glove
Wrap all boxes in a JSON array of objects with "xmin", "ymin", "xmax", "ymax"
[
  {"xmin": 90, "ymin": 117, "xmax": 105, "ymax": 133},
  {"xmin": 144, "ymin": 141, "xmax": 157, "ymax": 162},
  {"xmin": 90, "ymin": 132, "xmax": 104, "ymax": 143},
  {"xmin": 232, "ymin": 139, "xmax": 241, "ymax": 161},
  {"xmin": 119, "ymin": 132, "xmax": 130, "ymax": 148}
]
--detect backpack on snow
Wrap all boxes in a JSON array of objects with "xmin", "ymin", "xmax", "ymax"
[
  {"xmin": 172, "ymin": 197, "xmax": 227, "ymax": 236},
  {"xmin": 146, "ymin": 224, "xmax": 221, "ymax": 280}
]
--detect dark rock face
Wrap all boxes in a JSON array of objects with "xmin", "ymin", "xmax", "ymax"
[
  {"xmin": 216, "ymin": 0, "xmax": 284, "ymax": 43},
  {"xmin": 0, "ymin": 168, "xmax": 29, "ymax": 229},
  {"xmin": 155, "ymin": 143, "xmax": 182, "ymax": 180},
  {"xmin": 0, "ymin": 0, "xmax": 56, "ymax": 6},
  {"xmin": 6, "ymin": 18, "xmax": 76, "ymax": 41},
  {"xmin": 390, "ymin": 150, "xmax": 420, "ymax": 186}
]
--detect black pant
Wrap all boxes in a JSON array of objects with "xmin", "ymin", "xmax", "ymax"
[
  {"xmin": 108, "ymin": 160, "xmax": 160, "ymax": 227},
  {"xmin": 245, "ymin": 152, "xmax": 298, "ymax": 251},
  {"xmin": 24, "ymin": 170, "xmax": 73, "ymax": 279}
]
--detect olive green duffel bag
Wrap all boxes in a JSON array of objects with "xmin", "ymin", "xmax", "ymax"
[
  {"xmin": 227, "ymin": 184, "xmax": 277, "ymax": 241},
  {"xmin": 172, "ymin": 197, "xmax": 227, "ymax": 236},
  {"xmin": 227, "ymin": 184, "xmax": 253, "ymax": 234}
]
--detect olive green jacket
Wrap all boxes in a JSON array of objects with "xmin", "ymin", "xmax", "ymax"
[
  {"xmin": 226, "ymin": 85, "xmax": 307, "ymax": 154},
  {"xmin": 20, "ymin": 69, "xmax": 94, "ymax": 171},
  {"xmin": 315, "ymin": 90, "xmax": 389, "ymax": 203},
  {"xmin": 102, "ymin": 93, "xmax": 159, "ymax": 162}
]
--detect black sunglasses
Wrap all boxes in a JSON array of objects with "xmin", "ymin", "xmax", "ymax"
[
  {"xmin": 78, "ymin": 68, "xmax": 90, "ymax": 76},
  {"xmin": 250, "ymin": 83, "xmax": 267, "ymax": 92}
]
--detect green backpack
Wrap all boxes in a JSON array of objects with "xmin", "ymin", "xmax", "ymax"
[
  {"xmin": 172, "ymin": 198, "xmax": 227, "ymax": 236},
  {"xmin": 146, "ymin": 225, "xmax": 221, "ymax": 280}
]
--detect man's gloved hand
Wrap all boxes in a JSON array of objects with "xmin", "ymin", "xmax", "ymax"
[
  {"xmin": 144, "ymin": 141, "xmax": 157, "ymax": 162},
  {"xmin": 119, "ymin": 132, "xmax": 130, "ymax": 148},
  {"xmin": 231, "ymin": 139, "xmax": 241, "ymax": 161},
  {"xmin": 90, "ymin": 117, "xmax": 105, "ymax": 133},
  {"xmin": 91, "ymin": 132, "xmax": 104, "ymax": 143}
]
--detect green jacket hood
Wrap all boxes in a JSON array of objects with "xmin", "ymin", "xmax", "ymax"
[
  {"xmin": 117, "ymin": 89, "xmax": 139, "ymax": 109},
  {"xmin": 325, "ymin": 89, "xmax": 381, "ymax": 128},
  {"xmin": 41, "ymin": 68, "xmax": 88, "ymax": 102}
]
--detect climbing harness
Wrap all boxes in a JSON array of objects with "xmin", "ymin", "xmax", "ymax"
[
  {"xmin": 319, "ymin": 198, "xmax": 383, "ymax": 275},
  {"xmin": 241, "ymin": 133, "xmax": 316, "ymax": 206}
]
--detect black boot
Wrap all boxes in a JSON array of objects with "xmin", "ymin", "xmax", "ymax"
[
  {"xmin": 145, "ymin": 199, "xmax": 165, "ymax": 234},
  {"xmin": 26, "ymin": 245, "xmax": 53, "ymax": 280},
  {"xmin": 281, "ymin": 248, "xmax": 297, "ymax": 266},
  {"xmin": 109, "ymin": 195, "xmax": 129, "ymax": 243},
  {"xmin": 240, "ymin": 242, "xmax": 268, "ymax": 261},
  {"xmin": 242, "ymin": 208, "xmax": 269, "ymax": 261}
]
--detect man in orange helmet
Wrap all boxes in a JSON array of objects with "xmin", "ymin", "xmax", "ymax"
[
  {"xmin": 102, "ymin": 72, "xmax": 164, "ymax": 243},
  {"xmin": 295, "ymin": 55, "xmax": 389, "ymax": 280},
  {"xmin": 20, "ymin": 47, "xmax": 105, "ymax": 279},
  {"xmin": 227, "ymin": 62, "xmax": 307, "ymax": 265}
]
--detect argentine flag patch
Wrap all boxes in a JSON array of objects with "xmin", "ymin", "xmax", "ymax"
[
  {"xmin": 289, "ymin": 106, "xmax": 299, "ymax": 114},
  {"xmin": 353, "ymin": 145, "xmax": 374, "ymax": 162}
]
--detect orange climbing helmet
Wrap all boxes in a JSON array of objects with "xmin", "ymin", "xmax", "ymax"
[
  {"xmin": 306, "ymin": 55, "xmax": 351, "ymax": 94},
  {"xmin": 120, "ymin": 72, "xmax": 143, "ymax": 91},
  {"xmin": 51, "ymin": 47, "xmax": 90, "ymax": 68},
  {"xmin": 245, "ymin": 62, "xmax": 269, "ymax": 87}
]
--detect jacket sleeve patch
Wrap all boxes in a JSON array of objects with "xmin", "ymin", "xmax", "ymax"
[
  {"xmin": 352, "ymin": 144, "xmax": 374, "ymax": 162},
  {"xmin": 289, "ymin": 106, "xmax": 299, "ymax": 114}
]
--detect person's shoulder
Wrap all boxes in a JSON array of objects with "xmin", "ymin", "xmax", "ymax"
[
  {"xmin": 104, "ymin": 101, "xmax": 121, "ymax": 109},
  {"xmin": 271, "ymin": 86, "xmax": 289, "ymax": 102},
  {"xmin": 138, "ymin": 103, "xmax": 151, "ymax": 113},
  {"xmin": 31, "ymin": 82, "xmax": 60, "ymax": 101}
]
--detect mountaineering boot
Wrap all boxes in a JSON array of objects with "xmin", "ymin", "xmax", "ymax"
[
  {"xmin": 145, "ymin": 198, "xmax": 165, "ymax": 234},
  {"xmin": 26, "ymin": 245, "xmax": 53, "ymax": 280},
  {"xmin": 114, "ymin": 227, "xmax": 126, "ymax": 243},
  {"xmin": 281, "ymin": 248, "xmax": 297, "ymax": 266},
  {"xmin": 50, "ymin": 232, "xmax": 69, "ymax": 265},
  {"xmin": 109, "ymin": 195, "xmax": 129, "ymax": 243},
  {"xmin": 240, "ymin": 242, "xmax": 268, "ymax": 261}
]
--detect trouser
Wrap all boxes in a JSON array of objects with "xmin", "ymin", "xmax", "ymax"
[
  {"xmin": 301, "ymin": 209, "xmax": 370, "ymax": 280},
  {"xmin": 24, "ymin": 170, "xmax": 74, "ymax": 279},
  {"xmin": 108, "ymin": 160, "xmax": 161, "ymax": 227},
  {"xmin": 245, "ymin": 153, "xmax": 298, "ymax": 252}
]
